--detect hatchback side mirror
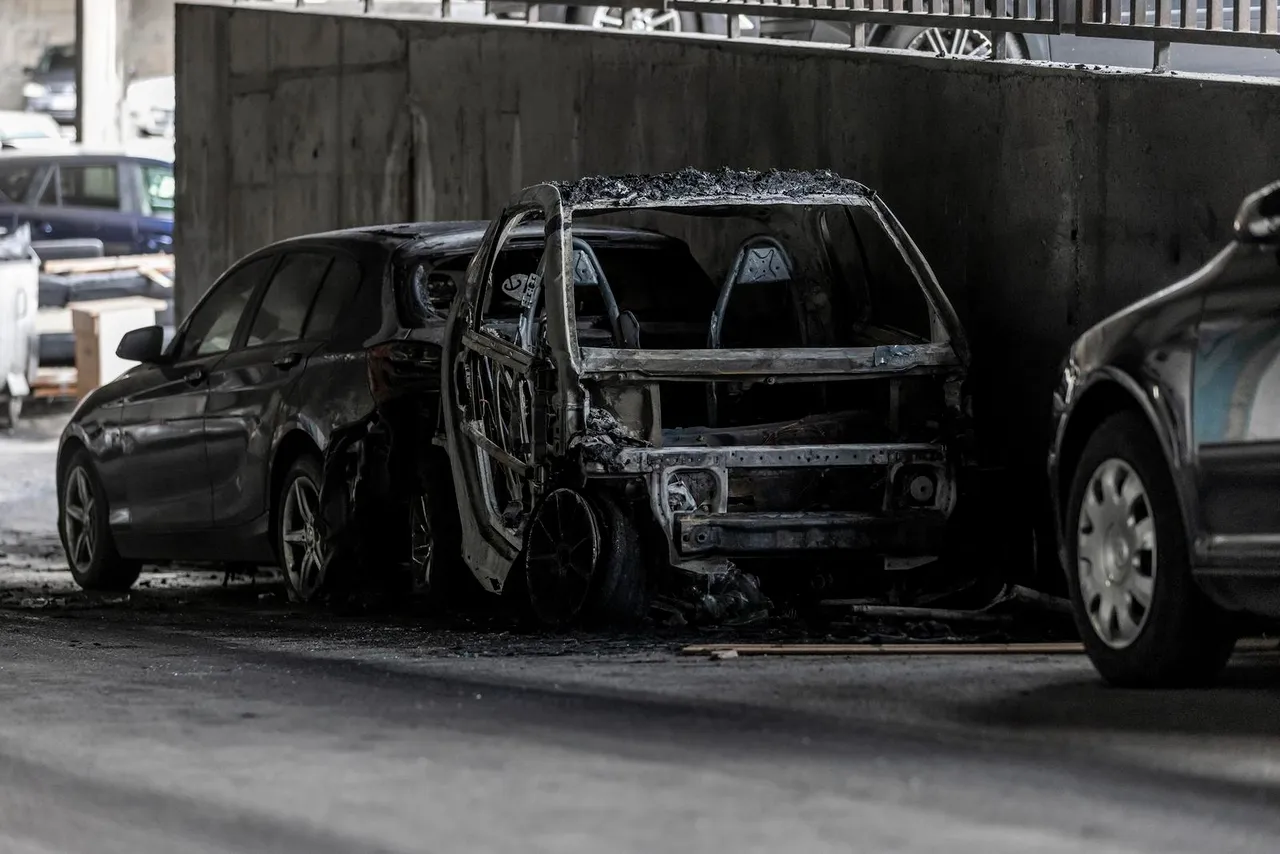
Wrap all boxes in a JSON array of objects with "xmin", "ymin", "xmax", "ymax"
[{"xmin": 116, "ymin": 325, "xmax": 166, "ymax": 363}]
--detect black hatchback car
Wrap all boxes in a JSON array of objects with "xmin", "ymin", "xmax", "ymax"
[
  {"xmin": 55, "ymin": 220, "xmax": 709, "ymax": 602},
  {"xmin": 1049, "ymin": 180, "xmax": 1280, "ymax": 688}
]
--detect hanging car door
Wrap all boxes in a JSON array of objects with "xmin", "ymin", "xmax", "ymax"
[{"xmin": 451, "ymin": 212, "xmax": 554, "ymax": 565}]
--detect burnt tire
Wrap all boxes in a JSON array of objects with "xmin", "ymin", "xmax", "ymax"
[
  {"xmin": 59, "ymin": 450, "xmax": 141, "ymax": 591},
  {"xmin": 1065, "ymin": 412, "xmax": 1236, "ymax": 688},
  {"xmin": 276, "ymin": 454, "xmax": 329, "ymax": 604},
  {"xmin": 524, "ymin": 488, "xmax": 646, "ymax": 628}
]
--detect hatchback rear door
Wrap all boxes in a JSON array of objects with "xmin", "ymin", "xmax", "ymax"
[{"xmin": 203, "ymin": 248, "xmax": 364, "ymax": 530}]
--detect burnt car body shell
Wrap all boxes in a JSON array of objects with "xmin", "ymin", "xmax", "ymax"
[
  {"xmin": 1048, "ymin": 231, "xmax": 1280, "ymax": 618},
  {"xmin": 442, "ymin": 169, "xmax": 973, "ymax": 592}
]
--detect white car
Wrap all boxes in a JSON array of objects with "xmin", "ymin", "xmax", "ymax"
[
  {"xmin": 0, "ymin": 111, "xmax": 71, "ymax": 150},
  {"xmin": 125, "ymin": 76, "xmax": 175, "ymax": 139}
]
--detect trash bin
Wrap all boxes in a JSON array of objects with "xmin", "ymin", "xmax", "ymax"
[{"xmin": 0, "ymin": 224, "xmax": 39, "ymax": 429}]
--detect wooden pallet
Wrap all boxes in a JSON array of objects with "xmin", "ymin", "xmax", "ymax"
[
  {"xmin": 31, "ymin": 367, "xmax": 79, "ymax": 401},
  {"xmin": 41, "ymin": 253, "xmax": 174, "ymax": 290}
]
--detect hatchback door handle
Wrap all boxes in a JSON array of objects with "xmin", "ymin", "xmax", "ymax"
[
  {"xmin": 184, "ymin": 368, "xmax": 205, "ymax": 385},
  {"xmin": 273, "ymin": 352, "xmax": 302, "ymax": 370}
]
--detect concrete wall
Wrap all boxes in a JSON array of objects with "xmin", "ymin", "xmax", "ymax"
[
  {"xmin": 0, "ymin": 0, "xmax": 175, "ymax": 110},
  {"xmin": 173, "ymin": 3, "xmax": 1280, "ymax": 524}
]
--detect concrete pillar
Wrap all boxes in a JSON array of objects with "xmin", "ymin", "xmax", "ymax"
[{"xmin": 75, "ymin": 0, "xmax": 130, "ymax": 147}]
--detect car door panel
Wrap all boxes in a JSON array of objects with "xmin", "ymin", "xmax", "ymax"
[
  {"xmin": 202, "ymin": 251, "xmax": 341, "ymax": 529},
  {"xmin": 204, "ymin": 341, "xmax": 319, "ymax": 529},
  {"xmin": 117, "ymin": 356, "xmax": 222, "ymax": 533},
  {"xmin": 119, "ymin": 253, "xmax": 276, "ymax": 548},
  {"xmin": 45, "ymin": 161, "xmax": 134, "ymax": 252},
  {"xmin": 1192, "ymin": 253, "xmax": 1280, "ymax": 564}
]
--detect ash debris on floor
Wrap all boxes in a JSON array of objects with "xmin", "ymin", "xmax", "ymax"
[{"xmin": 0, "ymin": 403, "xmax": 1076, "ymax": 651}]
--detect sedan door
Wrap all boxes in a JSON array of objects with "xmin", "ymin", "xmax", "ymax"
[
  {"xmin": 1192, "ymin": 255, "xmax": 1280, "ymax": 569},
  {"xmin": 202, "ymin": 250, "xmax": 359, "ymax": 532},
  {"xmin": 118, "ymin": 254, "xmax": 276, "ymax": 545}
]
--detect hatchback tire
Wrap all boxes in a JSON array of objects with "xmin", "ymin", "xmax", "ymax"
[
  {"xmin": 60, "ymin": 450, "xmax": 141, "ymax": 591},
  {"xmin": 277, "ymin": 454, "xmax": 330, "ymax": 604},
  {"xmin": 1066, "ymin": 412, "xmax": 1236, "ymax": 687},
  {"xmin": 410, "ymin": 453, "xmax": 473, "ymax": 609}
]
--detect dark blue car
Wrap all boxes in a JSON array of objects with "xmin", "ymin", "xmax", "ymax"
[{"xmin": 0, "ymin": 149, "xmax": 173, "ymax": 256}]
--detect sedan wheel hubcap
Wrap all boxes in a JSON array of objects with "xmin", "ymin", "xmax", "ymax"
[
  {"xmin": 63, "ymin": 467, "xmax": 97, "ymax": 573},
  {"xmin": 1077, "ymin": 458, "xmax": 1157, "ymax": 649},
  {"xmin": 282, "ymin": 475, "xmax": 325, "ymax": 599}
]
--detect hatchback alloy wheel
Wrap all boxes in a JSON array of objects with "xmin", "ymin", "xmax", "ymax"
[
  {"xmin": 410, "ymin": 493, "xmax": 435, "ymax": 588},
  {"xmin": 63, "ymin": 466, "xmax": 98, "ymax": 574},
  {"xmin": 281, "ymin": 472, "xmax": 326, "ymax": 601}
]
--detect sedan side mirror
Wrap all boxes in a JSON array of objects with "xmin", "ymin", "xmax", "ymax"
[
  {"xmin": 116, "ymin": 325, "xmax": 166, "ymax": 363},
  {"xmin": 1234, "ymin": 179, "xmax": 1280, "ymax": 244}
]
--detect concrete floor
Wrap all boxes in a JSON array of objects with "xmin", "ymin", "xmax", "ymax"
[{"xmin": 2, "ymin": 409, "xmax": 1279, "ymax": 853}]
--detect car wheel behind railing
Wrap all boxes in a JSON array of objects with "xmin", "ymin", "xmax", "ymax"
[{"xmin": 880, "ymin": 26, "xmax": 1027, "ymax": 60}]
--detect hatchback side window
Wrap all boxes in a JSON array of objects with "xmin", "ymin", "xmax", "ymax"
[
  {"xmin": 303, "ymin": 256, "xmax": 362, "ymax": 340},
  {"xmin": 59, "ymin": 164, "xmax": 121, "ymax": 211},
  {"xmin": 246, "ymin": 253, "xmax": 332, "ymax": 347},
  {"xmin": 177, "ymin": 256, "xmax": 274, "ymax": 360}
]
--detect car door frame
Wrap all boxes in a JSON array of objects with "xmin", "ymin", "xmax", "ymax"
[
  {"xmin": 39, "ymin": 157, "xmax": 138, "ymax": 253},
  {"xmin": 443, "ymin": 198, "xmax": 564, "ymax": 593}
]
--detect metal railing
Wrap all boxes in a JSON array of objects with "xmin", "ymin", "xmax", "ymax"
[{"xmin": 227, "ymin": 0, "xmax": 1280, "ymax": 69}]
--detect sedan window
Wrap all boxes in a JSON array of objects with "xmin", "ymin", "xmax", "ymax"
[
  {"xmin": 246, "ymin": 252, "xmax": 332, "ymax": 347},
  {"xmin": 59, "ymin": 164, "xmax": 121, "ymax": 211},
  {"xmin": 177, "ymin": 256, "xmax": 274, "ymax": 360}
]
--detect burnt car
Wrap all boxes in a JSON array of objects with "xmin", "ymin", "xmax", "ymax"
[
  {"xmin": 1049, "ymin": 180, "xmax": 1280, "ymax": 688},
  {"xmin": 436, "ymin": 169, "xmax": 974, "ymax": 625}
]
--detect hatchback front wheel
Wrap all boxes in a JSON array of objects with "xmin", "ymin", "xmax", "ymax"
[{"xmin": 60, "ymin": 451, "xmax": 140, "ymax": 591}]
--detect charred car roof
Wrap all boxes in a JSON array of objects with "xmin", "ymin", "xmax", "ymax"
[
  {"xmin": 551, "ymin": 168, "xmax": 876, "ymax": 211},
  {"xmin": 264, "ymin": 221, "xmax": 690, "ymax": 261}
]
